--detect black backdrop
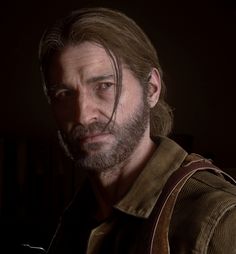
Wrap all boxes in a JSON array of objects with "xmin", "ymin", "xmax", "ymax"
[{"xmin": 0, "ymin": 0, "xmax": 235, "ymax": 251}]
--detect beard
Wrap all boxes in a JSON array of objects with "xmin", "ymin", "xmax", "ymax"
[{"xmin": 58, "ymin": 99, "xmax": 149, "ymax": 173}]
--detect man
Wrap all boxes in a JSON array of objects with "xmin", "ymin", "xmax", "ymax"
[{"xmin": 39, "ymin": 7, "xmax": 236, "ymax": 253}]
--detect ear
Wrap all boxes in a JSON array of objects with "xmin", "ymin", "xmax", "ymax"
[{"xmin": 147, "ymin": 68, "xmax": 161, "ymax": 108}]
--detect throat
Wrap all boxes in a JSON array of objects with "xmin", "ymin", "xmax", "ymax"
[
  {"xmin": 89, "ymin": 164, "xmax": 127, "ymax": 206},
  {"xmin": 92, "ymin": 165, "xmax": 137, "ymax": 222},
  {"xmin": 88, "ymin": 138, "xmax": 157, "ymax": 221}
]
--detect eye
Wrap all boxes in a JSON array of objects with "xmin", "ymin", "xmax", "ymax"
[
  {"xmin": 96, "ymin": 82, "xmax": 114, "ymax": 91},
  {"xmin": 50, "ymin": 89, "xmax": 75, "ymax": 101}
]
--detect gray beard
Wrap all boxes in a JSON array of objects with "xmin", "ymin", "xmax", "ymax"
[{"xmin": 58, "ymin": 100, "xmax": 149, "ymax": 173}]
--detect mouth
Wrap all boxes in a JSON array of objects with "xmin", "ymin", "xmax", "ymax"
[{"xmin": 79, "ymin": 133, "xmax": 110, "ymax": 144}]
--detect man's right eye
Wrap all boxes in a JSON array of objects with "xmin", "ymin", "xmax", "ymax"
[{"xmin": 50, "ymin": 89, "xmax": 74, "ymax": 101}]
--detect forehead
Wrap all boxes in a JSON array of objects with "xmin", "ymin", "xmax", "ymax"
[{"xmin": 49, "ymin": 42, "xmax": 115, "ymax": 80}]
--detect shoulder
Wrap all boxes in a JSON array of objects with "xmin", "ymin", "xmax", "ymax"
[
  {"xmin": 183, "ymin": 170, "xmax": 236, "ymax": 207},
  {"xmin": 169, "ymin": 170, "xmax": 236, "ymax": 253}
]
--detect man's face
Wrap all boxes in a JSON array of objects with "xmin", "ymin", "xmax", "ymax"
[{"xmin": 48, "ymin": 42, "xmax": 150, "ymax": 172}]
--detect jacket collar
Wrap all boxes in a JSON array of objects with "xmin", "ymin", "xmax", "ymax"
[{"xmin": 114, "ymin": 136, "xmax": 188, "ymax": 218}]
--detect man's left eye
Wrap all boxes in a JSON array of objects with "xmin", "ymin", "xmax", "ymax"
[{"xmin": 96, "ymin": 82, "xmax": 114, "ymax": 91}]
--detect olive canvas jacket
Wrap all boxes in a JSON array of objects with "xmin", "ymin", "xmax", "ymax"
[{"xmin": 46, "ymin": 136, "xmax": 236, "ymax": 254}]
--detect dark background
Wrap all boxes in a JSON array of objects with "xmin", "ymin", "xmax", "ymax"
[{"xmin": 0, "ymin": 0, "xmax": 235, "ymax": 251}]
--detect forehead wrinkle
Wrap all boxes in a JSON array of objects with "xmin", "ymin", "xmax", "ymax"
[
  {"xmin": 50, "ymin": 42, "xmax": 120, "ymax": 88},
  {"xmin": 77, "ymin": 58, "xmax": 115, "ymax": 85}
]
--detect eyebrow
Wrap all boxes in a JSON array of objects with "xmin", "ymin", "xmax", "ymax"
[
  {"xmin": 47, "ymin": 83, "xmax": 68, "ymax": 91},
  {"xmin": 47, "ymin": 74, "xmax": 115, "ymax": 91},
  {"xmin": 86, "ymin": 74, "xmax": 115, "ymax": 84}
]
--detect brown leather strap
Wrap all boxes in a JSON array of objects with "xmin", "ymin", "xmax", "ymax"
[{"xmin": 148, "ymin": 154, "xmax": 236, "ymax": 254}]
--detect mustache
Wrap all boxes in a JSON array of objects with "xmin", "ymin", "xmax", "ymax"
[{"xmin": 69, "ymin": 121, "xmax": 114, "ymax": 141}]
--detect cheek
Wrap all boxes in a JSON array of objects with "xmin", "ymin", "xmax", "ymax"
[
  {"xmin": 114, "ymin": 98, "xmax": 138, "ymax": 122},
  {"xmin": 118, "ymin": 88, "xmax": 144, "ymax": 111},
  {"xmin": 52, "ymin": 103, "xmax": 74, "ymax": 130}
]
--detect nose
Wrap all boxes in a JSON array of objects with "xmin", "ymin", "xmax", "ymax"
[{"xmin": 74, "ymin": 91, "xmax": 98, "ymax": 126}]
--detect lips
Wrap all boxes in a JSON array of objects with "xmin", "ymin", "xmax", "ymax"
[{"xmin": 79, "ymin": 133, "xmax": 110, "ymax": 143}]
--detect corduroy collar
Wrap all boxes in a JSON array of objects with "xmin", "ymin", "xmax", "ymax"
[{"xmin": 114, "ymin": 136, "xmax": 188, "ymax": 218}]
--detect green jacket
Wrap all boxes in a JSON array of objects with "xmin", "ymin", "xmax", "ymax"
[{"xmin": 47, "ymin": 136, "xmax": 236, "ymax": 253}]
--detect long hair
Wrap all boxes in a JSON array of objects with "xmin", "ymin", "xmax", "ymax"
[{"xmin": 39, "ymin": 7, "xmax": 173, "ymax": 136}]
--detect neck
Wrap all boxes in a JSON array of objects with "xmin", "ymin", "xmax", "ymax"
[{"xmin": 88, "ymin": 132, "xmax": 156, "ymax": 221}]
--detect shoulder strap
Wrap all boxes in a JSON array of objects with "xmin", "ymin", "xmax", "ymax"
[{"xmin": 148, "ymin": 153, "xmax": 236, "ymax": 254}]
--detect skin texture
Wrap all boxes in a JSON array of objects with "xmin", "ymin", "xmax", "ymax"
[{"xmin": 48, "ymin": 41, "xmax": 161, "ymax": 219}]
